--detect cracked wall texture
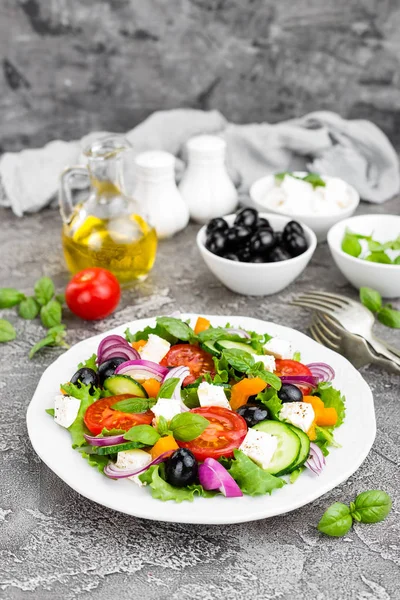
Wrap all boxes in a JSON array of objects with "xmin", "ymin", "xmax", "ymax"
[
  {"xmin": 0, "ymin": 197, "xmax": 399, "ymax": 600},
  {"xmin": 1, "ymin": 0, "xmax": 400, "ymax": 152}
]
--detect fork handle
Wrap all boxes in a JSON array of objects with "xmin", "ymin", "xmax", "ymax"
[
  {"xmin": 368, "ymin": 349, "xmax": 400, "ymax": 374},
  {"xmin": 366, "ymin": 336, "xmax": 400, "ymax": 368},
  {"xmin": 374, "ymin": 337, "xmax": 400, "ymax": 359}
]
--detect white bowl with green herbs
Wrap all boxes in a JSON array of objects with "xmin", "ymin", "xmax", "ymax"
[
  {"xmin": 327, "ymin": 214, "xmax": 400, "ymax": 298},
  {"xmin": 250, "ymin": 171, "xmax": 360, "ymax": 243}
]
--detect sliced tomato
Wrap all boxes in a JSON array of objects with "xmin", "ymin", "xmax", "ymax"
[
  {"xmin": 274, "ymin": 359, "xmax": 313, "ymax": 395},
  {"xmin": 160, "ymin": 343, "xmax": 215, "ymax": 385},
  {"xmin": 177, "ymin": 406, "xmax": 247, "ymax": 461},
  {"xmin": 84, "ymin": 394, "xmax": 153, "ymax": 435}
]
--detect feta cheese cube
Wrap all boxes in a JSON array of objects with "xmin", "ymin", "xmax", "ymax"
[
  {"xmin": 198, "ymin": 382, "xmax": 231, "ymax": 410},
  {"xmin": 151, "ymin": 398, "xmax": 181, "ymax": 424},
  {"xmin": 239, "ymin": 428, "xmax": 278, "ymax": 470},
  {"xmin": 54, "ymin": 395, "xmax": 80, "ymax": 428},
  {"xmin": 116, "ymin": 449, "xmax": 152, "ymax": 485},
  {"xmin": 279, "ymin": 402, "xmax": 315, "ymax": 433},
  {"xmin": 139, "ymin": 334, "xmax": 170, "ymax": 364},
  {"xmin": 255, "ymin": 354, "xmax": 276, "ymax": 372},
  {"xmin": 264, "ymin": 338, "xmax": 294, "ymax": 360}
]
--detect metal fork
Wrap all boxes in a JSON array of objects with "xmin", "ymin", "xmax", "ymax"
[
  {"xmin": 292, "ymin": 290, "xmax": 400, "ymax": 367},
  {"xmin": 310, "ymin": 313, "xmax": 400, "ymax": 374}
]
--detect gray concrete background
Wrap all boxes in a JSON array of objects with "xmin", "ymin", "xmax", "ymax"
[
  {"xmin": 0, "ymin": 196, "xmax": 399, "ymax": 600},
  {"xmin": 1, "ymin": 0, "xmax": 400, "ymax": 152}
]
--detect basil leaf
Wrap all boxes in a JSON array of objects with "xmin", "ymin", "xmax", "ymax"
[
  {"xmin": 18, "ymin": 297, "xmax": 40, "ymax": 319},
  {"xmin": 56, "ymin": 293, "xmax": 66, "ymax": 305},
  {"xmin": 302, "ymin": 172, "xmax": 326, "ymax": 188},
  {"xmin": 112, "ymin": 397, "xmax": 155, "ymax": 413},
  {"xmin": 353, "ymin": 490, "xmax": 392, "ymax": 523},
  {"xmin": 359, "ymin": 287, "xmax": 382, "ymax": 313},
  {"xmin": 29, "ymin": 335, "xmax": 54, "ymax": 358},
  {"xmin": 181, "ymin": 386, "xmax": 201, "ymax": 409},
  {"xmin": 222, "ymin": 348, "xmax": 255, "ymax": 373},
  {"xmin": 156, "ymin": 316, "xmax": 195, "ymax": 342},
  {"xmin": 377, "ymin": 306, "xmax": 400, "ymax": 329},
  {"xmin": 293, "ymin": 351, "xmax": 301, "ymax": 362},
  {"xmin": 394, "ymin": 255, "xmax": 400, "ymax": 265},
  {"xmin": 124, "ymin": 424, "xmax": 160, "ymax": 445},
  {"xmin": 169, "ymin": 413, "xmax": 209, "ymax": 442},
  {"xmin": 29, "ymin": 325, "xmax": 68, "ymax": 359},
  {"xmin": 40, "ymin": 299, "xmax": 62, "ymax": 328},
  {"xmin": 157, "ymin": 377, "xmax": 180, "ymax": 399},
  {"xmin": 341, "ymin": 232, "xmax": 362, "ymax": 257},
  {"xmin": 34, "ymin": 276, "xmax": 55, "ymax": 306},
  {"xmin": 365, "ymin": 251, "xmax": 392, "ymax": 264},
  {"xmin": 274, "ymin": 172, "xmax": 289, "ymax": 183},
  {"xmin": 45, "ymin": 408, "xmax": 55, "ymax": 417},
  {"xmin": 0, "ymin": 288, "xmax": 25, "ymax": 308},
  {"xmin": 228, "ymin": 450, "xmax": 285, "ymax": 496},
  {"xmin": 250, "ymin": 362, "xmax": 281, "ymax": 390},
  {"xmin": 157, "ymin": 416, "xmax": 170, "ymax": 436},
  {"xmin": 317, "ymin": 502, "xmax": 353, "ymax": 537},
  {"xmin": 0, "ymin": 319, "xmax": 16, "ymax": 343},
  {"xmin": 78, "ymin": 354, "xmax": 98, "ymax": 371}
]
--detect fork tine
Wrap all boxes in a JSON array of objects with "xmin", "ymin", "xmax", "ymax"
[
  {"xmin": 302, "ymin": 290, "xmax": 351, "ymax": 306},
  {"xmin": 310, "ymin": 323, "xmax": 339, "ymax": 350},
  {"xmin": 291, "ymin": 300, "xmax": 336, "ymax": 317},
  {"xmin": 312, "ymin": 313, "xmax": 341, "ymax": 342},
  {"xmin": 296, "ymin": 293, "xmax": 342, "ymax": 311}
]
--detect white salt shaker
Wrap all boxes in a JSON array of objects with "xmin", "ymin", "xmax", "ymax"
[
  {"xmin": 179, "ymin": 135, "xmax": 238, "ymax": 224},
  {"xmin": 133, "ymin": 151, "xmax": 189, "ymax": 239}
]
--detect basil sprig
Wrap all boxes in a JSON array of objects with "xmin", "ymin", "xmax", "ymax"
[
  {"xmin": 156, "ymin": 377, "xmax": 180, "ymax": 399},
  {"xmin": 222, "ymin": 348, "xmax": 281, "ymax": 390},
  {"xmin": 111, "ymin": 397, "xmax": 156, "ymax": 413},
  {"xmin": 155, "ymin": 412, "xmax": 209, "ymax": 442},
  {"xmin": 318, "ymin": 490, "xmax": 392, "ymax": 537},
  {"xmin": 0, "ymin": 288, "xmax": 25, "ymax": 308},
  {"xmin": 360, "ymin": 287, "xmax": 400, "ymax": 329},
  {"xmin": 124, "ymin": 425, "xmax": 160, "ymax": 446}
]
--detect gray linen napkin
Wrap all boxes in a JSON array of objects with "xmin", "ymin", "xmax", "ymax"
[{"xmin": 0, "ymin": 109, "xmax": 398, "ymax": 217}]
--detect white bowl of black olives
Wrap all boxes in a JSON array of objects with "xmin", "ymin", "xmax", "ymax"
[{"xmin": 197, "ymin": 208, "xmax": 317, "ymax": 295}]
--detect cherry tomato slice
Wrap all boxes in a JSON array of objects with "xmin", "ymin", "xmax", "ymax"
[
  {"xmin": 177, "ymin": 406, "xmax": 247, "ymax": 461},
  {"xmin": 160, "ymin": 344, "xmax": 215, "ymax": 385},
  {"xmin": 274, "ymin": 359, "xmax": 313, "ymax": 395},
  {"xmin": 84, "ymin": 394, "xmax": 153, "ymax": 435}
]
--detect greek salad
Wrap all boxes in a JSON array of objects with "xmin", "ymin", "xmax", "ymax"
[{"xmin": 46, "ymin": 316, "xmax": 346, "ymax": 502}]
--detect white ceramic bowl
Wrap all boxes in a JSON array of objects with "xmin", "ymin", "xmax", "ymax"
[
  {"xmin": 250, "ymin": 172, "xmax": 360, "ymax": 242},
  {"xmin": 327, "ymin": 213, "xmax": 400, "ymax": 298},
  {"xmin": 197, "ymin": 213, "xmax": 317, "ymax": 296}
]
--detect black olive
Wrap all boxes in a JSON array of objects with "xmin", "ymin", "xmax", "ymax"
[
  {"xmin": 238, "ymin": 245, "xmax": 251, "ymax": 262},
  {"xmin": 165, "ymin": 449, "xmax": 198, "ymax": 487},
  {"xmin": 283, "ymin": 220, "xmax": 304, "ymax": 237},
  {"xmin": 70, "ymin": 367, "xmax": 99, "ymax": 395},
  {"xmin": 277, "ymin": 383, "xmax": 303, "ymax": 403},
  {"xmin": 206, "ymin": 217, "xmax": 229, "ymax": 236},
  {"xmin": 249, "ymin": 254, "xmax": 266, "ymax": 263},
  {"xmin": 236, "ymin": 404, "xmax": 270, "ymax": 427},
  {"xmin": 206, "ymin": 230, "xmax": 226, "ymax": 255},
  {"xmin": 223, "ymin": 252, "xmax": 240, "ymax": 261},
  {"xmin": 249, "ymin": 228, "xmax": 275, "ymax": 254},
  {"xmin": 225, "ymin": 225, "xmax": 253, "ymax": 249},
  {"xmin": 234, "ymin": 207, "xmax": 259, "ymax": 230},
  {"xmin": 98, "ymin": 357, "xmax": 127, "ymax": 386},
  {"xmin": 268, "ymin": 246, "xmax": 292, "ymax": 262},
  {"xmin": 274, "ymin": 231, "xmax": 283, "ymax": 245},
  {"xmin": 284, "ymin": 233, "xmax": 308, "ymax": 257},
  {"xmin": 257, "ymin": 217, "xmax": 271, "ymax": 229}
]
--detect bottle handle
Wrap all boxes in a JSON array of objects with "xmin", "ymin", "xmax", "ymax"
[{"xmin": 59, "ymin": 166, "xmax": 90, "ymax": 223}]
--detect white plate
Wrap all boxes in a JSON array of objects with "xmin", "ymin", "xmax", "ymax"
[{"xmin": 26, "ymin": 315, "xmax": 376, "ymax": 525}]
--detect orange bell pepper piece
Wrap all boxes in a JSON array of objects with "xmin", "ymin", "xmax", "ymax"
[
  {"xmin": 194, "ymin": 316, "xmax": 211, "ymax": 335},
  {"xmin": 230, "ymin": 377, "xmax": 267, "ymax": 411},
  {"xmin": 131, "ymin": 339, "xmax": 147, "ymax": 351},
  {"xmin": 303, "ymin": 396, "xmax": 325, "ymax": 419},
  {"xmin": 151, "ymin": 435, "xmax": 179, "ymax": 460},
  {"xmin": 142, "ymin": 378, "xmax": 161, "ymax": 398},
  {"xmin": 303, "ymin": 395, "xmax": 338, "ymax": 428},
  {"xmin": 307, "ymin": 422, "xmax": 317, "ymax": 441}
]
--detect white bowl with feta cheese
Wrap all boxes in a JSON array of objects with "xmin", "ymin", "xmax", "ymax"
[
  {"xmin": 197, "ymin": 213, "xmax": 317, "ymax": 296},
  {"xmin": 250, "ymin": 172, "xmax": 360, "ymax": 242}
]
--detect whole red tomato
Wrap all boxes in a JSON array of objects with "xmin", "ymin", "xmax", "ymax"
[{"xmin": 66, "ymin": 268, "xmax": 121, "ymax": 320}]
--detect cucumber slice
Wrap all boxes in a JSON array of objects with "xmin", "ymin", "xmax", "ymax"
[
  {"xmin": 253, "ymin": 420, "xmax": 301, "ymax": 476},
  {"xmin": 215, "ymin": 339, "xmax": 257, "ymax": 354},
  {"xmin": 96, "ymin": 441, "xmax": 144, "ymax": 455},
  {"xmin": 286, "ymin": 425, "xmax": 310, "ymax": 472},
  {"xmin": 201, "ymin": 340, "xmax": 220, "ymax": 356},
  {"xmin": 103, "ymin": 375, "xmax": 148, "ymax": 398}
]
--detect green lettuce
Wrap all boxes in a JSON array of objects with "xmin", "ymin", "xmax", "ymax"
[
  {"xmin": 315, "ymin": 382, "xmax": 346, "ymax": 428},
  {"xmin": 139, "ymin": 465, "xmax": 215, "ymax": 502},
  {"xmin": 228, "ymin": 450, "xmax": 285, "ymax": 496},
  {"xmin": 78, "ymin": 353, "xmax": 98, "ymax": 372},
  {"xmin": 60, "ymin": 382, "xmax": 100, "ymax": 448},
  {"xmin": 79, "ymin": 452, "xmax": 109, "ymax": 473},
  {"xmin": 257, "ymin": 388, "xmax": 283, "ymax": 419}
]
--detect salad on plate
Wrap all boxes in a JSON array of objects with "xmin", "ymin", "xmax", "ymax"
[{"xmin": 46, "ymin": 315, "xmax": 346, "ymax": 502}]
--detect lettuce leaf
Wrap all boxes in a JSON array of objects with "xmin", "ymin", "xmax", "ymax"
[
  {"xmin": 79, "ymin": 452, "xmax": 109, "ymax": 473},
  {"xmin": 125, "ymin": 324, "xmax": 177, "ymax": 345},
  {"xmin": 60, "ymin": 382, "xmax": 100, "ymax": 448},
  {"xmin": 257, "ymin": 388, "xmax": 283, "ymax": 419},
  {"xmin": 315, "ymin": 382, "xmax": 346, "ymax": 428},
  {"xmin": 228, "ymin": 450, "xmax": 285, "ymax": 496},
  {"xmin": 78, "ymin": 353, "xmax": 98, "ymax": 372},
  {"xmin": 139, "ymin": 465, "xmax": 214, "ymax": 502}
]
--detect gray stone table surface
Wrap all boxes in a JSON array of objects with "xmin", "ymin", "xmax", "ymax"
[{"xmin": 0, "ymin": 199, "xmax": 399, "ymax": 600}]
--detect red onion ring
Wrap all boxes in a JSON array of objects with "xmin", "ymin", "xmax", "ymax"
[
  {"xmin": 280, "ymin": 375, "xmax": 318, "ymax": 389},
  {"xmin": 199, "ymin": 457, "xmax": 243, "ymax": 497},
  {"xmin": 306, "ymin": 362, "xmax": 335, "ymax": 383},
  {"xmin": 104, "ymin": 451, "xmax": 172, "ymax": 479},
  {"xmin": 115, "ymin": 359, "xmax": 169, "ymax": 381},
  {"xmin": 223, "ymin": 328, "xmax": 251, "ymax": 339},
  {"xmin": 305, "ymin": 442, "xmax": 326, "ymax": 475},
  {"xmin": 163, "ymin": 366, "xmax": 191, "ymax": 411},
  {"xmin": 84, "ymin": 433, "xmax": 126, "ymax": 447},
  {"xmin": 100, "ymin": 345, "xmax": 140, "ymax": 363}
]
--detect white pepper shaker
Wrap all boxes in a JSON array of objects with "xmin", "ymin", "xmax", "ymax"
[
  {"xmin": 133, "ymin": 151, "xmax": 189, "ymax": 239},
  {"xmin": 179, "ymin": 135, "xmax": 238, "ymax": 224}
]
